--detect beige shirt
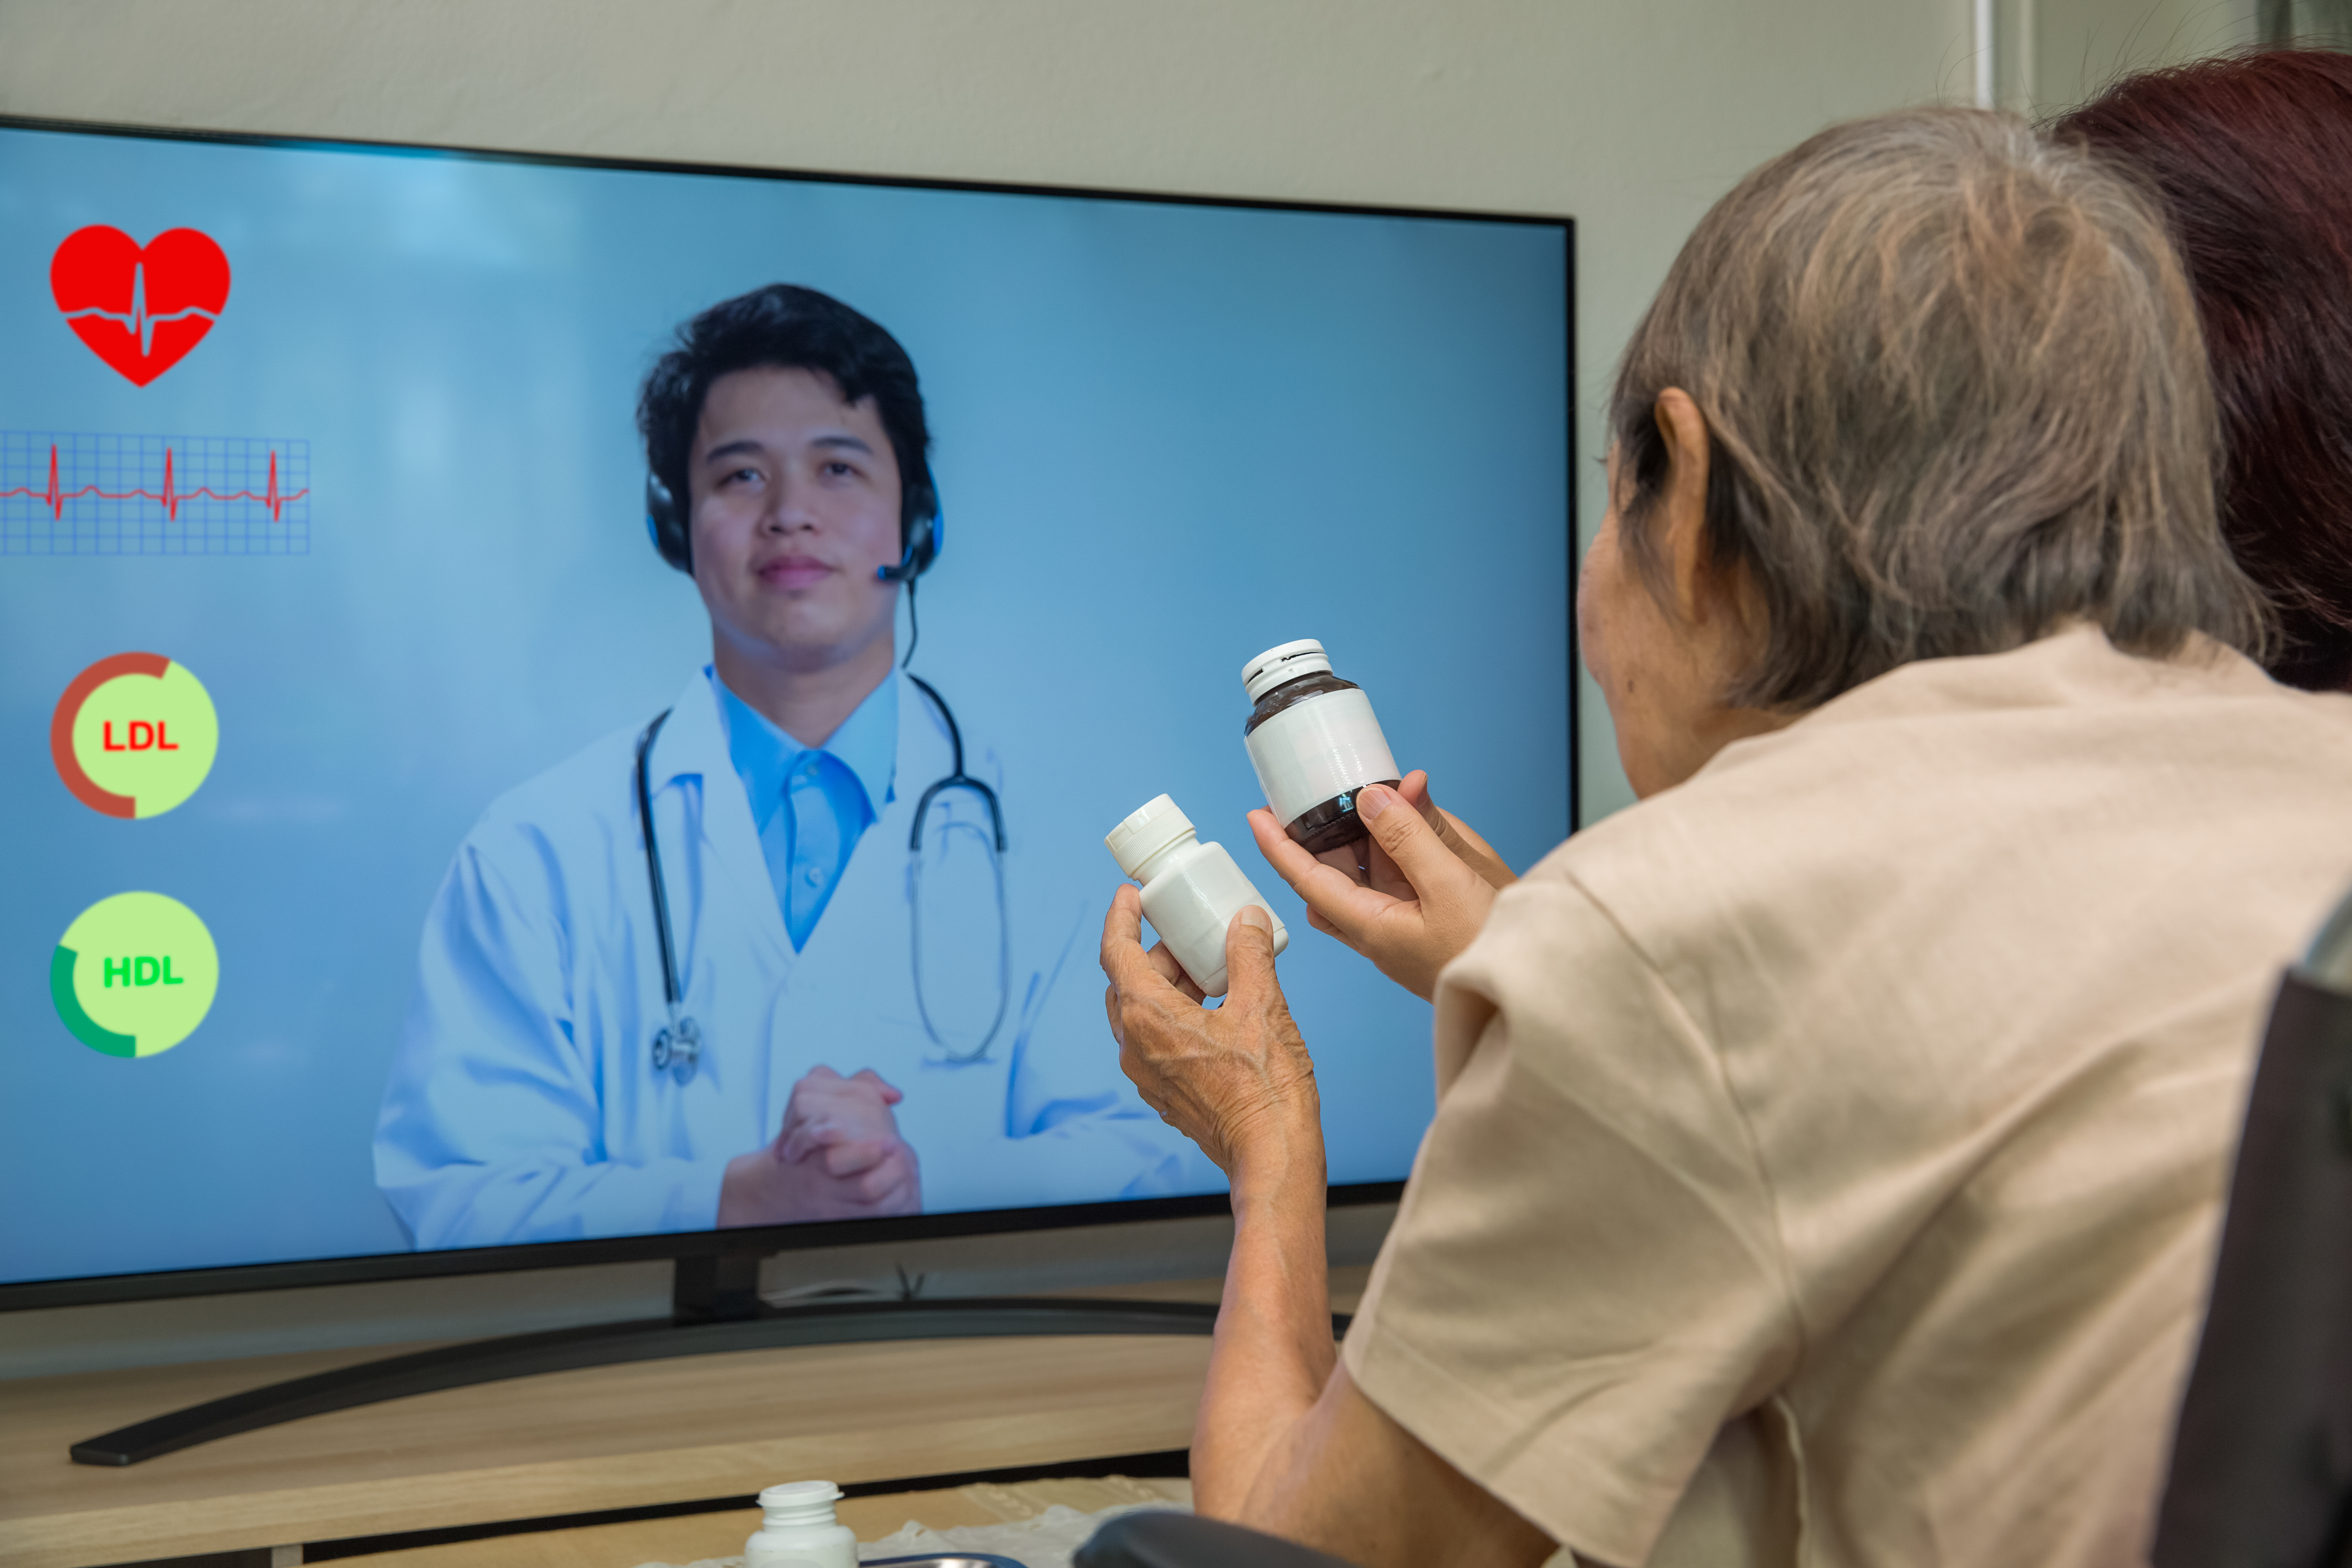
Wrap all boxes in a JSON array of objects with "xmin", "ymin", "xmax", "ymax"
[{"xmin": 1343, "ymin": 627, "xmax": 2352, "ymax": 1568}]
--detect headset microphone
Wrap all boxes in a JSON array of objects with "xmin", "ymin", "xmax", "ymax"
[{"xmin": 876, "ymin": 511, "xmax": 940, "ymax": 583}]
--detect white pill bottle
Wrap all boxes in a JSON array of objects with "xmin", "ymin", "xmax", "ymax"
[
  {"xmin": 1106, "ymin": 794, "xmax": 1289, "ymax": 998},
  {"xmin": 1242, "ymin": 639, "xmax": 1401, "ymax": 854},
  {"xmin": 744, "ymin": 1480, "xmax": 859, "ymax": 1568}
]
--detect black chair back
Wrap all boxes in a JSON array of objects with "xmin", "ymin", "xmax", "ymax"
[
  {"xmin": 2154, "ymin": 895, "xmax": 2352, "ymax": 1568},
  {"xmin": 1076, "ymin": 1510, "xmax": 1361, "ymax": 1568}
]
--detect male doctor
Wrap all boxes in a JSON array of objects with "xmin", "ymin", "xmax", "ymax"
[{"xmin": 375, "ymin": 284, "xmax": 1195, "ymax": 1250}]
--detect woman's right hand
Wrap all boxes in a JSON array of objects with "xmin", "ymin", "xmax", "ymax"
[{"xmin": 1250, "ymin": 771, "xmax": 1516, "ymax": 1001}]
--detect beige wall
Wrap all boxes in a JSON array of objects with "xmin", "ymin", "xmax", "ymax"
[
  {"xmin": 0, "ymin": 0, "xmax": 1976, "ymax": 1371},
  {"xmin": 2014, "ymin": 0, "xmax": 2263, "ymax": 114}
]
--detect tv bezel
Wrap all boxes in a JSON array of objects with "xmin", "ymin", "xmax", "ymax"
[{"xmin": 0, "ymin": 111, "xmax": 1577, "ymax": 1314}]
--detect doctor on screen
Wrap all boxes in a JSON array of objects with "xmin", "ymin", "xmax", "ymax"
[{"xmin": 374, "ymin": 284, "xmax": 1194, "ymax": 1250}]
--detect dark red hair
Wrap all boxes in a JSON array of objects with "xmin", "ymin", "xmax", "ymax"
[{"xmin": 2057, "ymin": 49, "xmax": 2352, "ymax": 690}]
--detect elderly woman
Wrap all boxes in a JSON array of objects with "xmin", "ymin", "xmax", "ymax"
[
  {"xmin": 2057, "ymin": 49, "xmax": 2352, "ymax": 691},
  {"xmin": 1100, "ymin": 109, "xmax": 2352, "ymax": 1568}
]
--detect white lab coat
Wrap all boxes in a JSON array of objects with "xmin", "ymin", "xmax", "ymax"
[{"xmin": 374, "ymin": 668, "xmax": 1205, "ymax": 1250}]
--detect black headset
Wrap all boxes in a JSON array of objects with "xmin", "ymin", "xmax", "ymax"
[{"xmin": 644, "ymin": 460, "xmax": 940, "ymax": 584}]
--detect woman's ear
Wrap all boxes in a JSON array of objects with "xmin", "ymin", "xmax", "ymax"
[
  {"xmin": 1654, "ymin": 387, "xmax": 1768, "ymax": 664},
  {"xmin": 1652, "ymin": 388, "xmax": 1717, "ymax": 625}
]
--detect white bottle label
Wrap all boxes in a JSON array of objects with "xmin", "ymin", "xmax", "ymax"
[
  {"xmin": 1244, "ymin": 688, "xmax": 1400, "ymax": 828},
  {"xmin": 1140, "ymin": 843, "xmax": 1288, "ymax": 997},
  {"xmin": 745, "ymin": 1523, "xmax": 858, "ymax": 1568}
]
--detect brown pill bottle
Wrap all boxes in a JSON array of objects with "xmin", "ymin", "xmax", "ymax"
[{"xmin": 1242, "ymin": 639, "xmax": 1402, "ymax": 854}]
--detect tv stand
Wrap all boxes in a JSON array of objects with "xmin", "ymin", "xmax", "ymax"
[{"xmin": 70, "ymin": 1254, "xmax": 1254, "ymax": 1467}]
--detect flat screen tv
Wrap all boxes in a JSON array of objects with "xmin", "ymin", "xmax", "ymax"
[{"xmin": 0, "ymin": 113, "xmax": 1573, "ymax": 1458}]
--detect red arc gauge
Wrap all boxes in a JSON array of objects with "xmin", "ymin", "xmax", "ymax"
[{"xmin": 50, "ymin": 653, "xmax": 220, "ymax": 819}]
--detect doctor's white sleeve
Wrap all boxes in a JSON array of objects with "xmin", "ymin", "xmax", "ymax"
[
  {"xmin": 999, "ymin": 898, "xmax": 1222, "ymax": 1202},
  {"xmin": 373, "ymin": 836, "xmax": 724, "ymax": 1251}
]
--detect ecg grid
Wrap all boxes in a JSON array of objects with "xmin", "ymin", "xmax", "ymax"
[{"xmin": 1, "ymin": 431, "xmax": 311, "ymax": 555}]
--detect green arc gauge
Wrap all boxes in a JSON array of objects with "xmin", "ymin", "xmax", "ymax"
[{"xmin": 51, "ymin": 892, "xmax": 218, "ymax": 1058}]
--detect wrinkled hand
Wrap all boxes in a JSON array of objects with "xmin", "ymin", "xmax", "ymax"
[
  {"xmin": 717, "ymin": 1066, "xmax": 921, "ymax": 1225},
  {"xmin": 1255, "ymin": 772, "xmax": 1514, "ymax": 1002},
  {"xmin": 1100, "ymin": 886, "xmax": 1322, "ymax": 1187}
]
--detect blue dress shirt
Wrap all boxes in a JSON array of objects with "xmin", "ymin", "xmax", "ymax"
[{"xmin": 712, "ymin": 669, "xmax": 898, "ymax": 951}]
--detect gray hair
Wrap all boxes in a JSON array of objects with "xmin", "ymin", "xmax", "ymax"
[{"xmin": 1610, "ymin": 107, "xmax": 2269, "ymax": 711}]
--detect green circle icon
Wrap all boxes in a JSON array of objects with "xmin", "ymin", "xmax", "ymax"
[{"xmin": 51, "ymin": 893, "xmax": 219, "ymax": 1058}]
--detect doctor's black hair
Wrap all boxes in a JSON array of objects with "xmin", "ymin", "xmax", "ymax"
[{"xmin": 636, "ymin": 284, "xmax": 938, "ymax": 573}]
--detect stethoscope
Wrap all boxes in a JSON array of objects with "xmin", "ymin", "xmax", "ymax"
[{"xmin": 633, "ymin": 672, "xmax": 1009, "ymax": 1087}]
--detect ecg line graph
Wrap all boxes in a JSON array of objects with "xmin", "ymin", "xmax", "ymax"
[
  {"xmin": 1, "ymin": 432, "xmax": 311, "ymax": 556},
  {"xmin": 10, "ymin": 443, "xmax": 303, "ymax": 523},
  {"xmin": 60, "ymin": 265, "xmax": 222, "ymax": 363}
]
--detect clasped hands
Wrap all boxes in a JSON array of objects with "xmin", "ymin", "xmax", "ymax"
[
  {"xmin": 1101, "ymin": 771, "xmax": 1515, "ymax": 1180},
  {"xmin": 719, "ymin": 1064, "xmax": 922, "ymax": 1225}
]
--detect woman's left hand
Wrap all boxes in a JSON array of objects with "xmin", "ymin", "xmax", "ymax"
[
  {"xmin": 1253, "ymin": 777, "xmax": 1505, "ymax": 1002},
  {"xmin": 1100, "ymin": 886, "xmax": 1323, "ymax": 1185}
]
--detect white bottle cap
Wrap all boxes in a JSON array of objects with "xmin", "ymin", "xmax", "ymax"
[
  {"xmin": 1105, "ymin": 793, "xmax": 1195, "ymax": 880},
  {"xmin": 1242, "ymin": 639, "xmax": 1332, "ymax": 702},
  {"xmin": 758, "ymin": 1480, "xmax": 843, "ymax": 1510}
]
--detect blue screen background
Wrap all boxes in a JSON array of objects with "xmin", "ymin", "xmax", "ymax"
[{"xmin": 0, "ymin": 127, "xmax": 1570, "ymax": 1285}]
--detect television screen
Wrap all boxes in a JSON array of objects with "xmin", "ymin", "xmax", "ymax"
[{"xmin": 0, "ymin": 120, "xmax": 1572, "ymax": 1294}]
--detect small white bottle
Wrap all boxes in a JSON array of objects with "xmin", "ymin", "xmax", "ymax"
[
  {"xmin": 744, "ymin": 1480, "xmax": 858, "ymax": 1568},
  {"xmin": 1106, "ymin": 794, "xmax": 1289, "ymax": 998},
  {"xmin": 1241, "ymin": 639, "xmax": 1401, "ymax": 854}
]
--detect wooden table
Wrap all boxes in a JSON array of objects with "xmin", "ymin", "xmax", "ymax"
[
  {"xmin": 365, "ymin": 1474, "xmax": 1195, "ymax": 1568},
  {"xmin": 0, "ymin": 1272, "xmax": 1361, "ymax": 1568}
]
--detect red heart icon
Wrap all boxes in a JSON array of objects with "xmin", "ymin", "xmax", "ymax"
[{"xmin": 51, "ymin": 226, "xmax": 232, "ymax": 387}]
